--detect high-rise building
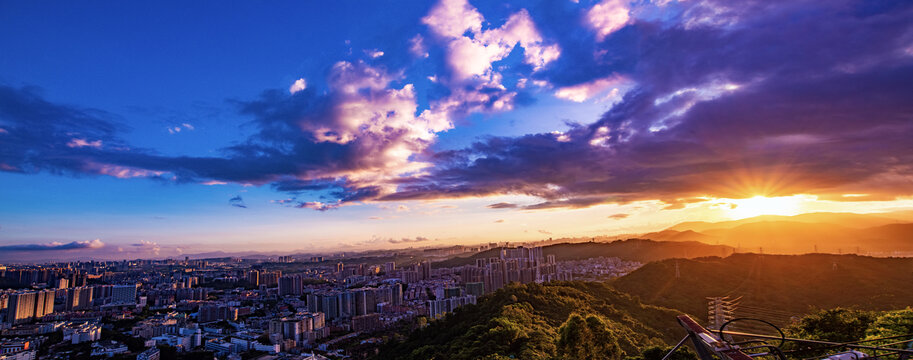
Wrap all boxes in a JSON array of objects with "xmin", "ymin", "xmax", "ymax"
[
  {"xmin": 6, "ymin": 290, "xmax": 54, "ymax": 324},
  {"xmin": 199, "ymin": 305, "xmax": 238, "ymax": 323},
  {"xmin": 259, "ymin": 271, "xmax": 280, "ymax": 287},
  {"xmin": 444, "ymin": 287, "xmax": 462, "ymax": 298},
  {"xmin": 112, "ymin": 284, "xmax": 138, "ymax": 304},
  {"xmin": 465, "ymin": 282, "xmax": 485, "ymax": 297},
  {"xmin": 392, "ymin": 283, "xmax": 403, "ymax": 306},
  {"xmin": 278, "ymin": 275, "xmax": 303, "ymax": 296},
  {"xmin": 353, "ymin": 290, "xmax": 368, "ymax": 316},
  {"xmin": 351, "ymin": 313, "xmax": 382, "ymax": 332},
  {"xmin": 35, "ymin": 289, "xmax": 54, "ymax": 318},
  {"xmin": 420, "ymin": 260, "xmax": 431, "ymax": 281},
  {"xmin": 247, "ymin": 270, "xmax": 260, "ymax": 286},
  {"xmin": 7, "ymin": 292, "xmax": 36, "ymax": 324},
  {"xmin": 66, "ymin": 286, "xmax": 94, "ymax": 310}
]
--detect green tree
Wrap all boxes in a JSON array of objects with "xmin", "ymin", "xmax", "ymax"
[
  {"xmin": 625, "ymin": 346, "xmax": 697, "ymax": 360},
  {"xmin": 786, "ymin": 308, "xmax": 876, "ymax": 343},
  {"xmin": 865, "ymin": 308, "xmax": 913, "ymax": 346},
  {"xmin": 556, "ymin": 313, "xmax": 623, "ymax": 360}
]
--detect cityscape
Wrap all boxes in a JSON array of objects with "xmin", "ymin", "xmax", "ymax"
[
  {"xmin": 0, "ymin": 243, "xmax": 632, "ymax": 359},
  {"xmin": 2, "ymin": 0, "xmax": 913, "ymax": 359}
]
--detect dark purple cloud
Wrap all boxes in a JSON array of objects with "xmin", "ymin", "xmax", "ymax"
[
  {"xmin": 487, "ymin": 202, "xmax": 518, "ymax": 209},
  {"xmin": 382, "ymin": 0, "xmax": 913, "ymax": 208},
  {"xmin": 0, "ymin": 239, "xmax": 104, "ymax": 252},
  {"xmin": 229, "ymin": 195, "xmax": 247, "ymax": 208}
]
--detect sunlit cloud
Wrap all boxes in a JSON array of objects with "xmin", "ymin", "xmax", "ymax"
[
  {"xmin": 67, "ymin": 138, "xmax": 102, "ymax": 148},
  {"xmin": 289, "ymin": 78, "xmax": 307, "ymax": 94},
  {"xmin": 586, "ymin": 0, "xmax": 630, "ymax": 41}
]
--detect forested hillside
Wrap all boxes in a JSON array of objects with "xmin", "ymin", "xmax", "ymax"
[{"xmin": 376, "ymin": 282, "xmax": 688, "ymax": 360}]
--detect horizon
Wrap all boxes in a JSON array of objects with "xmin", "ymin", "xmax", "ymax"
[{"xmin": 3, "ymin": 0, "xmax": 913, "ymax": 263}]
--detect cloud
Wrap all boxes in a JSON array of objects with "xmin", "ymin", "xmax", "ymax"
[
  {"xmin": 608, "ymin": 213, "xmax": 629, "ymax": 220},
  {"xmin": 409, "ymin": 34, "xmax": 429, "ymax": 58},
  {"xmin": 423, "ymin": 0, "xmax": 560, "ymax": 80},
  {"xmin": 586, "ymin": 0, "xmax": 630, "ymax": 41},
  {"xmin": 388, "ymin": 236, "xmax": 431, "ymax": 244},
  {"xmin": 487, "ymin": 202, "xmax": 518, "ymax": 209},
  {"xmin": 167, "ymin": 123, "xmax": 194, "ymax": 134},
  {"xmin": 0, "ymin": 239, "xmax": 104, "ymax": 252},
  {"xmin": 421, "ymin": 0, "xmax": 483, "ymax": 39},
  {"xmin": 364, "ymin": 49, "xmax": 385, "ymax": 58},
  {"xmin": 229, "ymin": 195, "xmax": 247, "ymax": 208},
  {"xmin": 67, "ymin": 138, "xmax": 103, "ymax": 148},
  {"xmin": 494, "ymin": 219, "xmax": 505, "ymax": 223},
  {"xmin": 538, "ymin": 229, "xmax": 552, "ymax": 235},
  {"xmin": 3, "ymin": 0, "xmax": 913, "ymax": 215},
  {"xmin": 377, "ymin": 0, "xmax": 913, "ymax": 209},
  {"xmin": 289, "ymin": 78, "xmax": 307, "ymax": 94},
  {"xmin": 296, "ymin": 201, "xmax": 341, "ymax": 211},
  {"xmin": 132, "ymin": 240, "xmax": 161, "ymax": 255},
  {"xmin": 554, "ymin": 75, "xmax": 629, "ymax": 102}
]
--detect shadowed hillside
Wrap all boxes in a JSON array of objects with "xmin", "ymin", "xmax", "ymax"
[{"xmin": 613, "ymin": 253, "xmax": 913, "ymax": 324}]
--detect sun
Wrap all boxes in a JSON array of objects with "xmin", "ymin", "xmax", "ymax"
[{"xmin": 724, "ymin": 195, "xmax": 805, "ymax": 219}]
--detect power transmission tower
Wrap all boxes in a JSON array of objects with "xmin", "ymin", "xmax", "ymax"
[{"xmin": 707, "ymin": 296, "xmax": 740, "ymax": 330}]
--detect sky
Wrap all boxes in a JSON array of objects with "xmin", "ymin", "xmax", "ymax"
[{"xmin": 1, "ymin": 0, "xmax": 913, "ymax": 261}]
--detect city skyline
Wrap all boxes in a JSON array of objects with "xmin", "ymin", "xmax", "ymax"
[{"xmin": 3, "ymin": 0, "xmax": 913, "ymax": 260}]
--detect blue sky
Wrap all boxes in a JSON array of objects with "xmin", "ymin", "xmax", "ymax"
[{"xmin": 2, "ymin": 0, "xmax": 913, "ymax": 262}]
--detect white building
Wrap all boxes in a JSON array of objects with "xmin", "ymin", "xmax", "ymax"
[{"xmin": 62, "ymin": 322, "xmax": 102, "ymax": 344}]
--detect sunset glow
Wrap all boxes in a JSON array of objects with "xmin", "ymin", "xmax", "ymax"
[
  {"xmin": 723, "ymin": 196, "xmax": 807, "ymax": 219},
  {"xmin": 1, "ymin": 0, "xmax": 912, "ymax": 262}
]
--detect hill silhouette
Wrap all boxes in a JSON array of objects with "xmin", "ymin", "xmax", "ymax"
[
  {"xmin": 668, "ymin": 212, "xmax": 907, "ymax": 232},
  {"xmin": 433, "ymin": 239, "xmax": 733, "ymax": 268},
  {"xmin": 644, "ymin": 212, "xmax": 913, "ymax": 254},
  {"xmin": 613, "ymin": 253, "xmax": 913, "ymax": 325},
  {"xmin": 640, "ymin": 229, "xmax": 719, "ymax": 243}
]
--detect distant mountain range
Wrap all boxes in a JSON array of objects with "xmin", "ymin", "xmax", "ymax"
[
  {"xmin": 641, "ymin": 212, "xmax": 913, "ymax": 254},
  {"xmin": 432, "ymin": 239, "xmax": 733, "ymax": 268}
]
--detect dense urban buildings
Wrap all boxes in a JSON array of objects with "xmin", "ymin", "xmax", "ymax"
[{"xmin": 0, "ymin": 244, "xmax": 634, "ymax": 359}]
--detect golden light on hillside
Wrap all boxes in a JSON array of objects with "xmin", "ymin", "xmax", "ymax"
[{"xmin": 724, "ymin": 195, "xmax": 806, "ymax": 219}]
